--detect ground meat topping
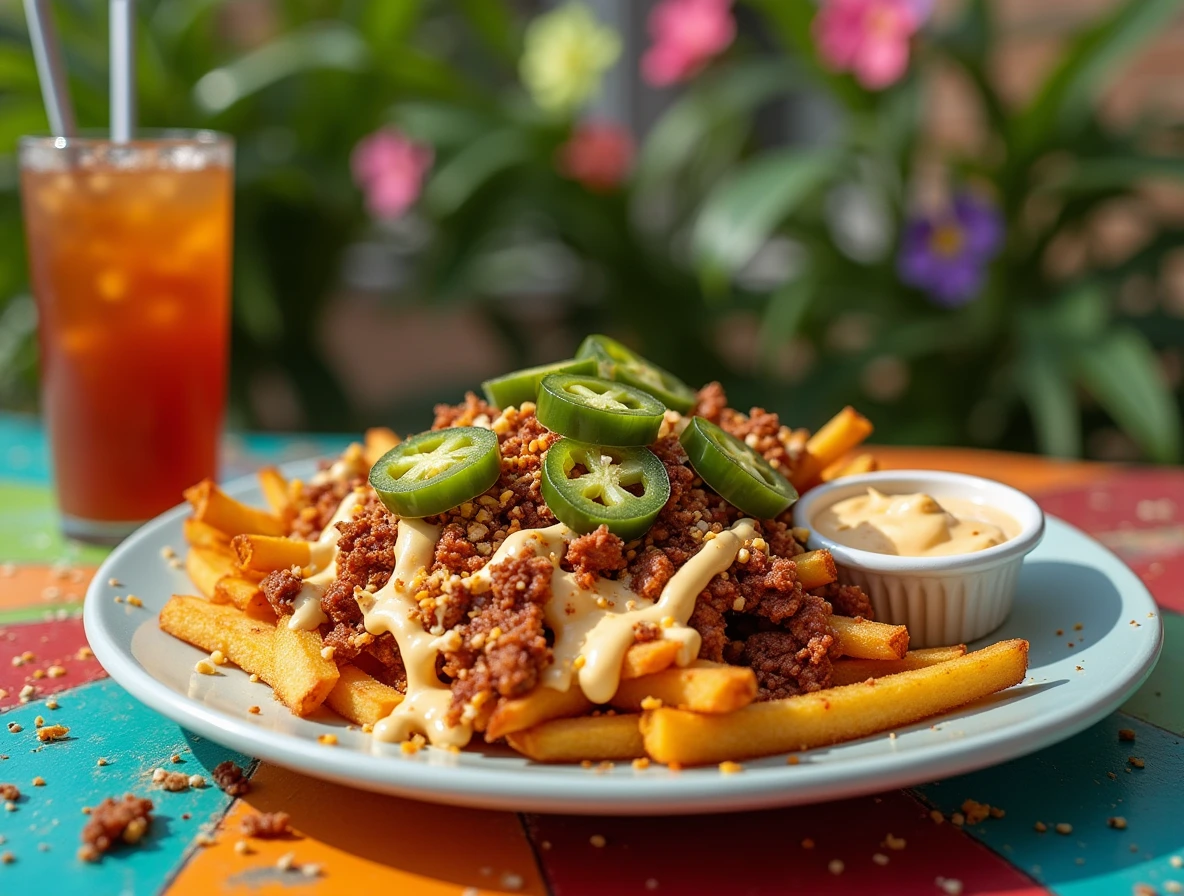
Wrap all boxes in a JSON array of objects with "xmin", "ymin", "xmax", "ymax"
[
  {"xmin": 718, "ymin": 406, "xmax": 804, "ymax": 476},
  {"xmin": 212, "ymin": 761, "xmax": 251, "ymax": 797},
  {"xmin": 260, "ymin": 568, "xmax": 302, "ymax": 618},
  {"xmin": 739, "ymin": 594, "xmax": 837, "ymax": 699},
  {"xmin": 818, "ymin": 582, "xmax": 875, "ymax": 620},
  {"xmin": 692, "ymin": 381, "xmax": 728, "ymax": 423},
  {"xmin": 291, "ymin": 475, "xmax": 363, "ymax": 540},
  {"xmin": 565, "ymin": 526, "xmax": 627, "ymax": 589},
  {"xmin": 242, "ymin": 811, "xmax": 292, "ymax": 838},
  {"xmin": 79, "ymin": 795, "xmax": 153, "ymax": 862},
  {"xmin": 432, "ymin": 392, "xmax": 497, "ymax": 429}
]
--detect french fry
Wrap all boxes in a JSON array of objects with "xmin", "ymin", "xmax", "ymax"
[
  {"xmin": 485, "ymin": 685, "xmax": 593, "ymax": 742},
  {"xmin": 831, "ymin": 615, "xmax": 909, "ymax": 660},
  {"xmin": 641, "ymin": 639, "xmax": 1029, "ymax": 765},
  {"xmin": 159, "ymin": 595, "xmax": 275, "ymax": 681},
  {"xmin": 364, "ymin": 427, "xmax": 401, "ymax": 467},
  {"xmin": 795, "ymin": 550, "xmax": 837, "ymax": 590},
  {"xmin": 270, "ymin": 623, "xmax": 340, "ymax": 716},
  {"xmin": 182, "ymin": 517, "xmax": 231, "ymax": 553},
  {"xmin": 325, "ymin": 665, "xmax": 404, "ymax": 726},
  {"xmin": 212, "ymin": 576, "xmax": 276, "ymax": 622},
  {"xmin": 257, "ymin": 467, "xmax": 293, "ymax": 521},
  {"xmin": 184, "ymin": 480, "xmax": 286, "ymax": 537},
  {"xmin": 612, "ymin": 663, "xmax": 757, "ymax": 714},
  {"xmin": 791, "ymin": 407, "xmax": 874, "ymax": 489},
  {"xmin": 184, "ymin": 547, "xmax": 237, "ymax": 600},
  {"xmin": 621, "ymin": 640, "xmax": 681, "ymax": 680},
  {"xmin": 232, "ymin": 534, "xmax": 312, "ymax": 574},
  {"xmin": 507, "ymin": 713, "xmax": 645, "ymax": 763},
  {"xmin": 821, "ymin": 452, "xmax": 877, "ymax": 482},
  {"xmin": 831, "ymin": 645, "xmax": 967, "ymax": 687}
]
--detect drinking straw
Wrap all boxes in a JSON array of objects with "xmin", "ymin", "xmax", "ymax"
[
  {"xmin": 22, "ymin": 0, "xmax": 76, "ymax": 138},
  {"xmin": 109, "ymin": 0, "xmax": 135, "ymax": 143}
]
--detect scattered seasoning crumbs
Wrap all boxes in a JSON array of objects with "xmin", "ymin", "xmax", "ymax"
[
  {"xmin": 248, "ymin": 673, "xmax": 260, "ymax": 683},
  {"xmin": 1173, "ymin": 857, "xmax": 1184, "ymax": 868},
  {"xmin": 872, "ymin": 853, "xmax": 889, "ymax": 866},
  {"xmin": 590, "ymin": 834, "xmax": 607, "ymax": 848},
  {"xmin": 1055, "ymin": 823, "xmax": 1073, "ymax": 835},
  {"xmin": 1129, "ymin": 757, "xmax": 1145, "ymax": 769},
  {"xmin": 97, "ymin": 758, "xmax": 108, "ymax": 767},
  {"xmin": 801, "ymin": 839, "xmax": 815, "ymax": 849},
  {"xmin": 1108, "ymin": 817, "xmax": 1128, "ymax": 830},
  {"xmin": 718, "ymin": 761, "xmax": 743, "ymax": 775},
  {"xmin": 248, "ymin": 706, "xmax": 260, "ymax": 715},
  {"xmin": 318, "ymin": 734, "xmax": 337, "ymax": 746},
  {"xmin": 170, "ymin": 754, "xmax": 181, "ymax": 764},
  {"xmin": 32, "ymin": 777, "xmax": 44, "ymax": 787},
  {"xmin": 884, "ymin": 834, "xmax": 906, "ymax": 850},
  {"xmin": 951, "ymin": 812, "xmax": 965, "ymax": 826},
  {"xmin": 1, "ymin": 852, "xmax": 13, "ymax": 864},
  {"xmin": 188, "ymin": 775, "xmax": 205, "ymax": 789},
  {"xmin": 126, "ymin": 596, "xmax": 143, "ymax": 608},
  {"xmin": 787, "ymin": 755, "xmax": 800, "ymax": 765},
  {"xmin": 108, "ymin": 578, "xmax": 121, "ymax": 587},
  {"xmin": 5, "ymin": 724, "xmax": 20, "ymax": 734},
  {"xmin": 36, "ymin": 725, "xmax": 68, "ymax": 742},
  {"xmin": 828, "ymin": 860, "xmax": 844, "ymax": 876},
  {"xmin": 0, "ymin": 784, "xmax": 18, "ymax": 800},
  {"xmin": 640, "ymin": 696, "xmax": 663, "ymax": 710},
  {"xmin": 645, "ymin": 880, "xmax": 659, "ymax": 891},
  {"xmin": 1165, "ymin": 881, "xmax": 1182, "ymax": 894},
  {"xmin": 242, "ymin": 811, "xmax": 292, "ymax": 838},
  {"xmin": 1108, "ymin": 772, "xmax": 1118, "ymax": 780},
  {"xmin": 1119, "ymin": 729, "xmax": 1137, "ymax": 742},
  {"xmin": 930, "ymin": 810, "xmax": 944, "ymax": 824},
  {"xmin": 152, "ymin": 769, "xmax": 190, "ymax": 792},
  {"xmin": 210, "ymin": 650, "xmax": 227, "ymax": 666},
  {"xmin": 113, "ymin": 597, "xmax": 123, "ymax": 604},
  {"xmin": 632, "ymin": 758, "xmax": 651, "ymax": 770},
  {"xmin": 234, "ymin": 840, "xmax": 251, "ymax": 856},
  {"xmin": 194, "ymin": 659, "xmax": 216, "ymax": 675},
  {"xmin": 45, "ymin": 700, "xmax": 58, "ymax": 710},
  {"xmin": 1034, "ymin": 822, "xmax": 1048, "ymax": 833},
  {"xmin": 936, "ymin": 877, "xmax": 964, "ymax": 895},
  {"xmin": 76, "ymin": 647, "xmax": 93, "ymax": 661}
]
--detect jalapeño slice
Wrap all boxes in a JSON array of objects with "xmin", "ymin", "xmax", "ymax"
[
  {"xmin": 481, "ymin": 357, "xmax": 598, "ymax": 409},
  {"xmin": 541, "ymin": 440, "xmax": 670, "ymax": 541},
  {"xmin": 369, "ymin": 426, "xmax": 501, "ymax": 518},
  {"xmin": 679, "ymin": 416, "xmax": 798, "ymax": 519},
  {"xmin": 576, "ymin": 334, "xmax": 697, "ymax": 413},
  {"xmin": 537, "ymin": 374, "xmax": 665, "ymax": 446}
]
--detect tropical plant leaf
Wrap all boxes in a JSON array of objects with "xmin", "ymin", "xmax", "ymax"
[
  {"xmin": 360, "ymin": 0, "xmax": 425, "ymax": 51},
  {"xmin": 454, "ymin": 0, "xmax": 520, "ymax": 63},
  {"xmin": 758, "ymin": 275, "xmax": 815, "ymax": 368},
  {"xmin": 691, "ymin": 149, "xmax": 839, "ymax": 294},
  {"xmin": 424, "ymin": 128, "xmax": 531, "ymax": 217},
  {"xmin": 1019, "ymin": 348, "xmax": 1081, "ymax": 458},
  {"xmin": 1044, "ymin": 155, "xmax": 1184, "ymax": 194},
  {"xmin": 1074, "ymin": 328, "xmax": 1181, "ymax": 463}
]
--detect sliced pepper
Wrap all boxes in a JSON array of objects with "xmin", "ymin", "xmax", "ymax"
[
  {"xmin": 679, "ymin": 416, "xmax": 798, "ymax": 519},
  {"xmin": 541, "ymin": 440, "xmax": 670, "ymax": 541},
  {"xmin": 369, "ymin": 426, "xmax": 501, "ymax": 518},
  {"xmin": 481, "ymin": 358, "xmax": 598, "ymax": 409},
  {"xmin": 576, "ymin": 334, "xmax": 697, "ymax": 413},
  {"xmin": 537, "ymin": 373, "xmax": 665, "ymax": 446}
]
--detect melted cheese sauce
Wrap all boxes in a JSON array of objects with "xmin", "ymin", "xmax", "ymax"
[{"xmin": 288, "ymin": 489, "xmax": 365, "ymax": 632}]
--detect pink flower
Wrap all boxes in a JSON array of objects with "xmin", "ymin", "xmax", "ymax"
[
  {"xmin": 641, "ymin": 0, "xmax": 736, "ymax": 87},
  {"xmin": 813, "ymin": 0, "xmax": 924, "ymax": 90},
  {"xmin": 558, "ymin": 121, "xmax": 635, "ymax": 192},
  {"xmin": 351, "ymin": 128, "xmax": 433, "ymax": 220}
]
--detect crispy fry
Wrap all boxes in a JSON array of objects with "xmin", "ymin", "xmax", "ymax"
[
  {"xmin": 182, "ymin": 517, "xmax": 231, "ymax": 552},
  {"xmin": 791, "ymin": 407, "xmax": 874, "ymax": 489},
  {"xmin": 364, "ymin": 427, "xmax": 401, "ymax": 467},
  {"xmin": 621, "ymin": 640, "xmax": 681, "ymax": 680},
  {"xmin": 641, "ymin": 639, "xmax": 1029, "ymax": 765},
  {"xmin": 831, "ymin": 646, "xmax": 967, "ymax": 687},
  {"xmin": 184, "ymin": 547, "xmax": 236, "ymax": 600},
  {"xmin": 184, "ymin": 479, "xmax": 286, "ymax": 537},
  {"xmin": 612, "ymin": 663, "xmax": 757, "ymax": 714},
  {"xmin": 270, "ymin": 622, "xmax": 340, "ymax": 716},
  {"xmin": 831, "ymin": 615, "xmax": 909, "ymax": 660},
  {"xmin": 212, "ymin": 576, "xmax": 276, "ymax": 622},
  {"xmin": 821, "ymin": 452, "xmax": 878, "ymax": 482},
  {"xmin": 507, "ymin": 714, "xmax": 645, "ymax": 763},
  {"xmin": 159, "ymin": 595, "xmax": 274, "ymax": 681},
  {"xmin": 257, "ymin": 467, "xmax": 293, "ymax": 521},
  {"xmin": 325, "ymin": 665, "xmax": 404, "ymax": 726},
  {"xmin": 485, "ymin": 686, "xmax": 593, "ymax": 742},
  {"xmin": 795, "ymin": 550, "xmax": 837, "ymax": 591},
  {"xmin": 232, "ymin": 534, "xmax": 312, "ymax": 574}
]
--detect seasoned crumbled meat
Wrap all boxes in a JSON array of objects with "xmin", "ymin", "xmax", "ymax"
[
  {"xmin": 242, "ymin": 811, "xmax": 292, "ymax": 838},
  {"xmin": 260, "ymin": 568, "xmax": 302, "ymax": 617},
  {"xmin": 291, "ymin": 475, "xmax": 362, "ymax": 540},
  {"xmin": 0, "ymin": 784, "xmax": 18, "ymax": 801},
  {"xmin": 633, "ymin": 621, "xmax": 661, "ymax": 643},
  {"xmin": 212, "ymin": 761, "xmax": 251, "ymax": 797},
  {"xmin": 692, "ymin": 381, "xmax": 728, "ymax": 422},
  {"xmin": 818, "ymin": 582, "xmax": 874, "ymax": 620},
  {"xmin": 435, "ymin": 523, "xmax": 484, "ymax": 574},
  {"xmin": 739, "ymin": 595, "xmax": 836, "ymax": 699},
  {"xmin": 630, "ymin": 549, "xmax": 675, "ymax": 600},
  {"xmin": 442, "ymin": 552, "xmax": 553, "ymax": 728},
  {"xmin": 79, "ymin": 795, "xmax": 153, "ymax": 861},
  {"xmin": 719, "ymin": 406, "xmax": 797, "ymax": 475},
  {"xmin": 156, "ymin": 770, "xmax": 190, "ymax": 792},
  {"xmin": 432, "ymin": 392, "xmax": 497, "ymax": 429},
  {"xmin": 565, "ymin": 526, "xmax": 627, "ymax": 589}
]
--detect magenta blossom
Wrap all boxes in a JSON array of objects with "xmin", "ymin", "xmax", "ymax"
[
  {"xmin": 813, "ymin": 0, "xmax": 926, "ymax": 90},
  {"xmin": 641, "ymin": 0, "xmax": 735, "ymax": 87},
  {"xmin": 897, "ymin": 192, "xmax": 1004, "ymax": 307},
  {"xmin": 351, "ymin": 128, "xmax": 433, "ymax": 220}
]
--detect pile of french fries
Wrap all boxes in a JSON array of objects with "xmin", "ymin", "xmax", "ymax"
[{"xmin": 159, "ymin": 421, "xmax": 1029, "ymax": 767}]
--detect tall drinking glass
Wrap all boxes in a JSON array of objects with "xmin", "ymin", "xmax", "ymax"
[{"xmin": 19, "ymin": 131, "xmax": 233, "ymax": 544}]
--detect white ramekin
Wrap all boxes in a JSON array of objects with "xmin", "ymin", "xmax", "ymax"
[{"xmin": 793, "ymin": 470, "xmax": 1045, "ymax": 647}]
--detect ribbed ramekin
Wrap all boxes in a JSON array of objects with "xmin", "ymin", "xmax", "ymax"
[{"xmin": 793, "ymin": 470, "xmax": 1045, "ymax": 647}]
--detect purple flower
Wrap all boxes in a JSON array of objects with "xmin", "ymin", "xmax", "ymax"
[{"xmin": 897, "ymin": 192, "xmax": 1004, "ymax": 306}]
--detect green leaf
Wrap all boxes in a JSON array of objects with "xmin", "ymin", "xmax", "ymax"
[
  {"xmin": 758, "ymin": 276, "xmax": 815, "ymax": 368},
  {"xmin": 1044, "ymin": 155, "xmax": 1184, "ymax": 194},
  {"xmin": 1019, "ymin": 349, "xmax": 1081, "ymax": 458},
  {"xmin": 454, "ymin": 0, "xmax": 520, "ymax": 63},
  {"xmin": 1010, "ymin": 0, "xmax": 1179, "ymax": 157},
  {"xmin": 390, "ymin": 101, "xmax": 490, "ymax": 152},
  {"xmin": 1074, "ymin": 328, "xmax": 1181, "ymax": 463},
  {"xmin": 691, "ymin": 149, "xmax": 838, "ymax": 291},
  {"xmin": 424, "ymin": 128, "xmax": 531, "ymax": 217},
  {"xmin": 360, "ymin": 0, "xmax": 425, "ymax": 51}
]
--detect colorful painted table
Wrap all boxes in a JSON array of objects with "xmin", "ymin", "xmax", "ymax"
[{"xmin": 0, "ymin": 413, "xmax": 1181, "ymax": 896}]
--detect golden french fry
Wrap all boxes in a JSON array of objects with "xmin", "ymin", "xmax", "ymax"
[
  {"xmin": 612, "ymin": 663, "xmax": 757, "ymax": 714},
  {"xmin": 641, "ymin": 639, "xmax": 1029, "ymax": 765},
  {"xmin": 182, "ymin": 517, "xmax": 231, "ymax": 552},
  {"xmin": 159, "ymin": 595, "xmax": 274, "ymax": 681},
  {"xmin": 485, "ymin": 685, "xmax": 593, "ymax": 742},
  {"xmin": 831, "ymin": 645, "xmax": 967, "ymax": 687},
  {"xmin": 232, "ymin": 533, "xmax": 312, "ymax": 574},
  {"xmin": 821, "ymin": 452, "xmax": 877, "ymax": 483},
  {"xmin": 621, "ymin": 640, "xmax": 681, "ymax": 680},
  {"xmin": 184, "ymin": 547, "xmax": 236, "ymax": 600},
  {"xmin": 184, "ymin": 479, "xmax": 286, "ymax": 537},
  {"xmin": 258, "ymin": 466, "xmax": 293, "ymax": 520},
  {"xmin": 364, "ymin": 427, "xmax": 401, "ymax": 467},
  {"xmin": 507, "ymin": 713, "xmax": 645, "ymax": 763},
  {"xmin": 325, "ymin": 665, "xmax": 403, "ymax": 726},
  {"xmin": 270, "ymin": 622, "xmax": 340, "ymax": 716},
  {"xmin": 212, "ymin": 576, "xmax": 276, "ymax": 622},
  {"xmin": 792, "ymin": 407, "xmax": 874, "ymax": 489},
  {"xmin": 795, "ymin": 550, "xmax": 837, "ymax": 591},
  {"xmin": 830, "ymin": 615, "xmax": 909, "ymax": 660}
]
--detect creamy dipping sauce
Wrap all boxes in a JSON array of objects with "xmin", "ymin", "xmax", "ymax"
[{"xmin": 812, "ymin": 488, "xmax": 1020, "ymax": 557}]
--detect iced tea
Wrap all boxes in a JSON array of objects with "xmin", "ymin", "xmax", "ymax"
[{"xmin": 20, "ymin": 133, "xmax": 233, "ymax": 542}]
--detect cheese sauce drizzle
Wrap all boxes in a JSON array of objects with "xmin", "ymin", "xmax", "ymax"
[{"xmin": 288, "ymin": 489, "xmax": 365, "ymax": 632}]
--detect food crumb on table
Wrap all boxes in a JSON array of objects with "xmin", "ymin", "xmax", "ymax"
[
  {"xmin": 872, "ymin": 852, "xmax": 889, "ymax": 866},
  {"xmin": 212, "ymin": 761, "xmax": 251, "ymax": 796},
  {"xmin": 1119, "ymin": 729, "xmax": 1137, "ymax": 741},
  {"xmin": 1109, "ymin": 816, "xmax": 1128, "ymax": 829},
  {"xmin": 78, "ymin": 794, "xmax": 153, "ymax": 862},
  {"xmin": 1129, "ymin": 756, "xmax": 1145, "ymax": 768},
  {"xmin": 828, "ymin": 859, "xmax": 844, "ymax": 875},
  {"xmin": 242, "ymin": 811, "xmax": 291, "ymax": 838},
  {"xmin": 1055, "ymin": 823, "xmax": 1073, "ymax": 835},
  {"xmin": 936, "ymin": 877, "xmax": 964, "ymax": 895},
  {"xmin": 589, "ymin": 834, "xmax": 606, "ymax": 848}
]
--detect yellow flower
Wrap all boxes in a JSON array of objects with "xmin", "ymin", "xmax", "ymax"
[{"xmin": 520, "ymin": 3, "xmax": 621, "ymax": 114}]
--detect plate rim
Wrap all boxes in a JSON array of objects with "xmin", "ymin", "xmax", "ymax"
[{"xmin": 83, "ymin": 465, "xmax": 1164, "ymax": 815}]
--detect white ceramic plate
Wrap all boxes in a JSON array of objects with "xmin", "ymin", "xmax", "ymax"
[{"xmin": 84, "ymin": 462, "xmax": 1163, "ymax": 815}]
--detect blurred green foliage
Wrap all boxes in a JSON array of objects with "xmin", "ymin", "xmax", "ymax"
[{"xmin": 1, "ymin": 0, "xmax": 1182, "ymax": 461}]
